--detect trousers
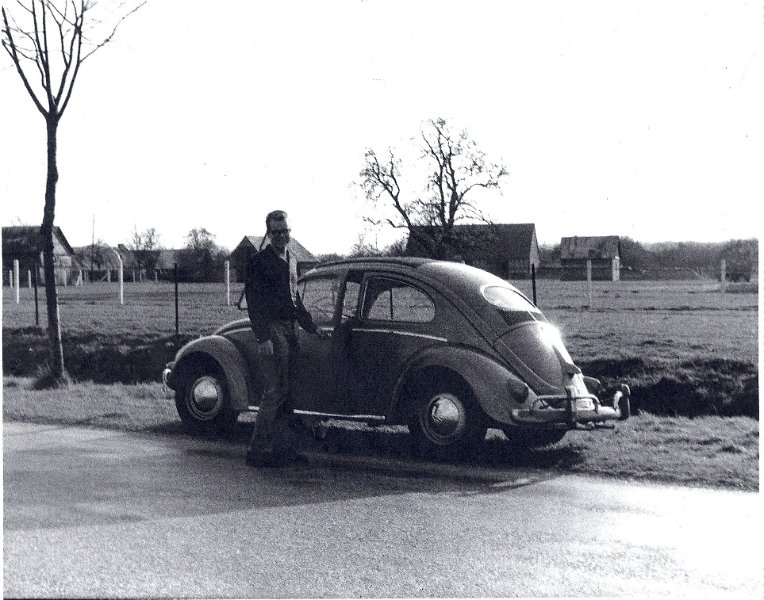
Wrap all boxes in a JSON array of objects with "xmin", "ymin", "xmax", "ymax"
[{"xmin": 248, "ymin": 320, "xmax": 300, "ymax": 455}]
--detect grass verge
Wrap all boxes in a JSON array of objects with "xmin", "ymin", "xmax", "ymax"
[
  {"xmin": 3, "ymin": 327, "xmax": 758, "ymax": 418},
  {"xmin": 3, "ymin": 376, "xmax": 758, "ymax": 491}
]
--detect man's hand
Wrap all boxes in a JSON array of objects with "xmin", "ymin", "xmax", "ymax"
[
  {"xmin": 315, "ymin": 329, "xmax": 331, "ymax": 341},
  {"xmin": 256, "ymin": 339, "xmax": 274, "ymax": 356}
]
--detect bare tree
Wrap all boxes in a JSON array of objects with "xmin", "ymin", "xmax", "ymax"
[
  {"xmin": 127, "ymin": 226, "xmax": 161, "ymax": 274},
  {"xmin": 2, "ymin": 0, "xmax": 144, "ymax": 385},
  {"xmin": 360, "ymin": 118, "xmax": 509, "ymax": 260},
  {"xmin": 348, "ymin": 233, "xmax": 381, "ymax": 258}
]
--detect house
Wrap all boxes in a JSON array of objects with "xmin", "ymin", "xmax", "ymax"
[
  {"xmin": 559, "ymin": 235, "xmax": 621, "ymax": 281},
  {"xmin": 154, "ymin": 249, "xmax": 181, "ymax": 280},
  {"xmin": 405, "ymin": 223, "xmax": 540, "ymax": 279},
  {"xmin": 229, "ymin": 236, "xmax": 319, "ymax": 281},
  {"xmin": 2, "ymin": 225, "xmax": 81, "ymax": 286}
]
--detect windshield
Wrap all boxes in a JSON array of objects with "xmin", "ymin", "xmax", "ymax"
[{"xmin": 482, "ymin": 285, "xmax": 545, "ymax": 327}]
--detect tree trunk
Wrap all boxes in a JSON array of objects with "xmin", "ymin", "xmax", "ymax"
[{"xmin": 41, "ymin": 116, "xmax": 67, "ymax": 383}]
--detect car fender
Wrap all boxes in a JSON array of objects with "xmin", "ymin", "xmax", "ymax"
[
  {"xmin": 173, "ymin": 335, "xmax": 252, "ymax": 412},
  {"xmin": 392, "ymin": 345, "xmax": 525, "ymax": 425}
]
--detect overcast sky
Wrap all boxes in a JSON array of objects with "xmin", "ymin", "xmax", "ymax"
[{"xmin": 1, "ymin": 0, "xmax": 762, "ymax": 255}]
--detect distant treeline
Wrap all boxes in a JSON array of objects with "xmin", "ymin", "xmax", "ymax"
[{"xmin": 540, "ymin": 238, "xmax": 758, "ymax": 279}]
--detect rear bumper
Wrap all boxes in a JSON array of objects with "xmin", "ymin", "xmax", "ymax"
[
  {"xmin": 162, "ymin": 362, "xmax": 175, "ymax": 392},
  {"xmin": 510, "ymin": 384, "xmax": 630, "ymax": 427}
]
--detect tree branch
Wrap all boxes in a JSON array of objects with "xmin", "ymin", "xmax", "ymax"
[
  {"xmin": 80, "ymin": 0, "xmax": 146, "ymax": 61},
  {"xmin": 1, "ymin": 6, "xmax": 47, "ymax": 115}
]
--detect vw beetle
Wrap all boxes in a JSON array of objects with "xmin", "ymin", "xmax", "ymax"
[{"xmin": 163, "ymin": 257, "xmax": 630, "ymax": 450}]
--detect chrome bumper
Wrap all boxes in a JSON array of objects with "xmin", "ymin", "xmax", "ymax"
[
  {"xmin": 510, "ymin": 384, "xmax": 630, "ymax": 427},
  {"xmin": 162, "ymin": 367, "xmax": 173, "ymax": 392}
]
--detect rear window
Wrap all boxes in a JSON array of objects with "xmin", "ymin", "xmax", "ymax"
[
  {"xmin": 482, "ymin": 285, "xmax": 545, "ymax": 327},
  {"xmin": 364, "ymin": 278, "xmax": 435, "ymax": 323}
]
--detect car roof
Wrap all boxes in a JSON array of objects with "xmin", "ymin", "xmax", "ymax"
[
  {"xmin": 312, "ymin": 256, "xmax": 434, "ymax": 270},
  {"xmin": 308, "ymin": 257, "xmax": 528, "ymax": 302}
]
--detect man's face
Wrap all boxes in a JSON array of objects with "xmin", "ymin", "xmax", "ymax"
[{"xmin": 268, "ymin": 218, "xmax": 291, "ymax": 253}]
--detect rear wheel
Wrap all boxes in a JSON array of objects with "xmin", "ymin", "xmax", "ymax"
[
  {"xmin": 408, "ymin": 379, "xmax": 487, "ymax": 456},
  {"xmin": 175, "ymin": 362, "xmax": 237, "ymax": 436},
  {"xmin": 502, "ymin": 427, "xmax": 567, "ymax": 448}
]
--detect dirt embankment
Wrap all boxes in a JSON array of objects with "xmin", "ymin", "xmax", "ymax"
[
  {"xmin": 3, "ymin": 327, "xmax": 758, "ymax": 419},
  {"xmin": 579, "ymin": 357, "xmax": 758, "ymax": 418},
  {"xmin": 3, "ymin": 328, "xmax": 192, "ymax": 386}
]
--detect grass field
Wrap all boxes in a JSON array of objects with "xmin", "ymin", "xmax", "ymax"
[
  {"xmin": 3, "ymin": 278, "xmax": 758, "ymax": 361},
  {"xmin": 2, "ymin": 277, "xmax": 759, "ymax": 417}
]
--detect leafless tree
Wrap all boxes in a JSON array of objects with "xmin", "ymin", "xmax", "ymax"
[
  {"xmin": 2, "ymin": 0, "xmax": 144, "ymax": 385},
  {"xmin": 348, "ymin": 233, "xmax": 381, "ymax": 258},
  {"xmin": 127, "ymin": 226, "xmax": 161, "ymax": 273},
  {"xmin": 360, "ymin": 118, "xmax": 509, "ymax": 260}
]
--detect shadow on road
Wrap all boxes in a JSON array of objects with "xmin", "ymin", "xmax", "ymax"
[
  {"xmin": 4, "ymin": 420, "xmax": 586, "ymax": 532},
  {"xmin": 147, "ymin": 418, "xmax": 586, "ymax": 474}
]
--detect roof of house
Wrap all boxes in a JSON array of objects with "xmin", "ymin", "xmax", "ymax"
[
  {"xmin": 560, "ymin": 236, "xmax": 621, "ymax": 260},
  {"xmin": 72, "ymin": 245, "xmax": 120, "ymax": 269},
  {"xmin": 406, "ymin": 223, "xmax": 538, "ymax": 260},
  {"xmin": 116, "ymin": 244, "xmax": 143, "ymax": 268},
  {"xmin": 2, "ymin": 225, "xmax": 75, "ymax": 257},
  {"xmin": 155, "ymin": 249, "xmax": 179, "ymax": 270},
  {"xmin": 231, "ymin": 236, "xmax": 318, "ymax": 263}
]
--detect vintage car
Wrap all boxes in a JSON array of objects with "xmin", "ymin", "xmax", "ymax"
[{"xmin": 162, "ymin": 257, "xmax": 630, "ymax": 451}]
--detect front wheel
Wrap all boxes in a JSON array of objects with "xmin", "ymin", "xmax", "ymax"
[
  {"xmin": 408, "ymin": 381, "xmax": 487, "ymax": 456},
  {"xmin": 175, "ymin": 364, "xmax": 237, "ymax": 436}
]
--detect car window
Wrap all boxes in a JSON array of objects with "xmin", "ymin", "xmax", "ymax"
[
  {"xmin": 342, "ymin": 280, "xmax": 361, "ymax": 321},
  {"xmin": 363, "ymin": 278, "xmax": 435, "ymax": 323},
  {"xmin": 482, "ymin": 284, "xmax": 545, "ymax": 326},
  {"xmin": 300, "ymin": 276, "xmax": 339, "ymax": 326},
  {"xmin": 482, "ymin": 285, "xmax": 539, "ymax": 312}
]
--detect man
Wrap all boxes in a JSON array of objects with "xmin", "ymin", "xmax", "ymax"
[{"xmin": 244, "ymin": 210, "xmax": 327, "ymax": 467}]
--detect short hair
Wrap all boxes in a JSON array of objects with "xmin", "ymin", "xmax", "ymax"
[{"xmin": 265, "ymin": 210, "xmax": 288, "ymax": 232}]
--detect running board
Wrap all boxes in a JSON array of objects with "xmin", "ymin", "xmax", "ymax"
[{"xmin": 246, "ymin": 407, "xmax": 386, "ymax": 423}]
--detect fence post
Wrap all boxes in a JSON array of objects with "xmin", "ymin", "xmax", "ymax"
[
  {"xmin": 14, "ymin": 259, "xmax": 20, "ymax": 304},
  {"xmin": 586, "ymin": 259, "xmax": 593, "ymax": 308},
  {"xmin": 174, "ymin": 263, "xmax": 179, "ymax": 337},
  {"xmin": 33, "ymin": 261, "xmax": 40, "ymax": 328},
  {"xmin": 27, "ymin": 270, "xmax": 32, "ymax": 289},
  {"xmin": 110, "ymin": 248, "xmax": 124, "ymax": 305},
  {"xmin": 720, "ymin": 259, "xmax": 727, "ymax": 292},
  {"xmin": 531, "ymin": 263, "xmax": 537, "ymax": 306},
  {"xmin": 225, "ymin": 260, "xmax": 231, "ymax": 306}
]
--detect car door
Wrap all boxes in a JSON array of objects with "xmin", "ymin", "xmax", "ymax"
[
  {"xmin": 291, "ymin": 273, "xmax": 343, "ymax": 414},
  {"xmin": 336, "ymin": 272, "xmax": 439, "ymax": 417}
]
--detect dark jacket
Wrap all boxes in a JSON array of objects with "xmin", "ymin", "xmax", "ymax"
[{"xmin": 245, "ymin": 244, "xmax": 317, "ymax": 342}]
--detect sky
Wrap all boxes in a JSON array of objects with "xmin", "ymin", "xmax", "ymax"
[{"xmin": 1, "ymin": 0, "xmax": 762, "ymax": 256}]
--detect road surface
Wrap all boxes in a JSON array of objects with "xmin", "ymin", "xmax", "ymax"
[{"xmin": 3, "ymin": 421, "xmax": 762, "ymax": 598}]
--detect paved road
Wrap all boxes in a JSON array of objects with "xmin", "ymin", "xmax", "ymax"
[{"xmin": 3, "ymin": 421, "xmax": 762, "ymax": 598}]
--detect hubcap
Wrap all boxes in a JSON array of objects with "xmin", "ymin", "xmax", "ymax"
[
  {"xmin": 423, "ymin": 392, "xmax": 467, "ymax": 442},
  {"xmin": 189, "ymin": 375, "xmax": 224, "ymax": 420}
]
